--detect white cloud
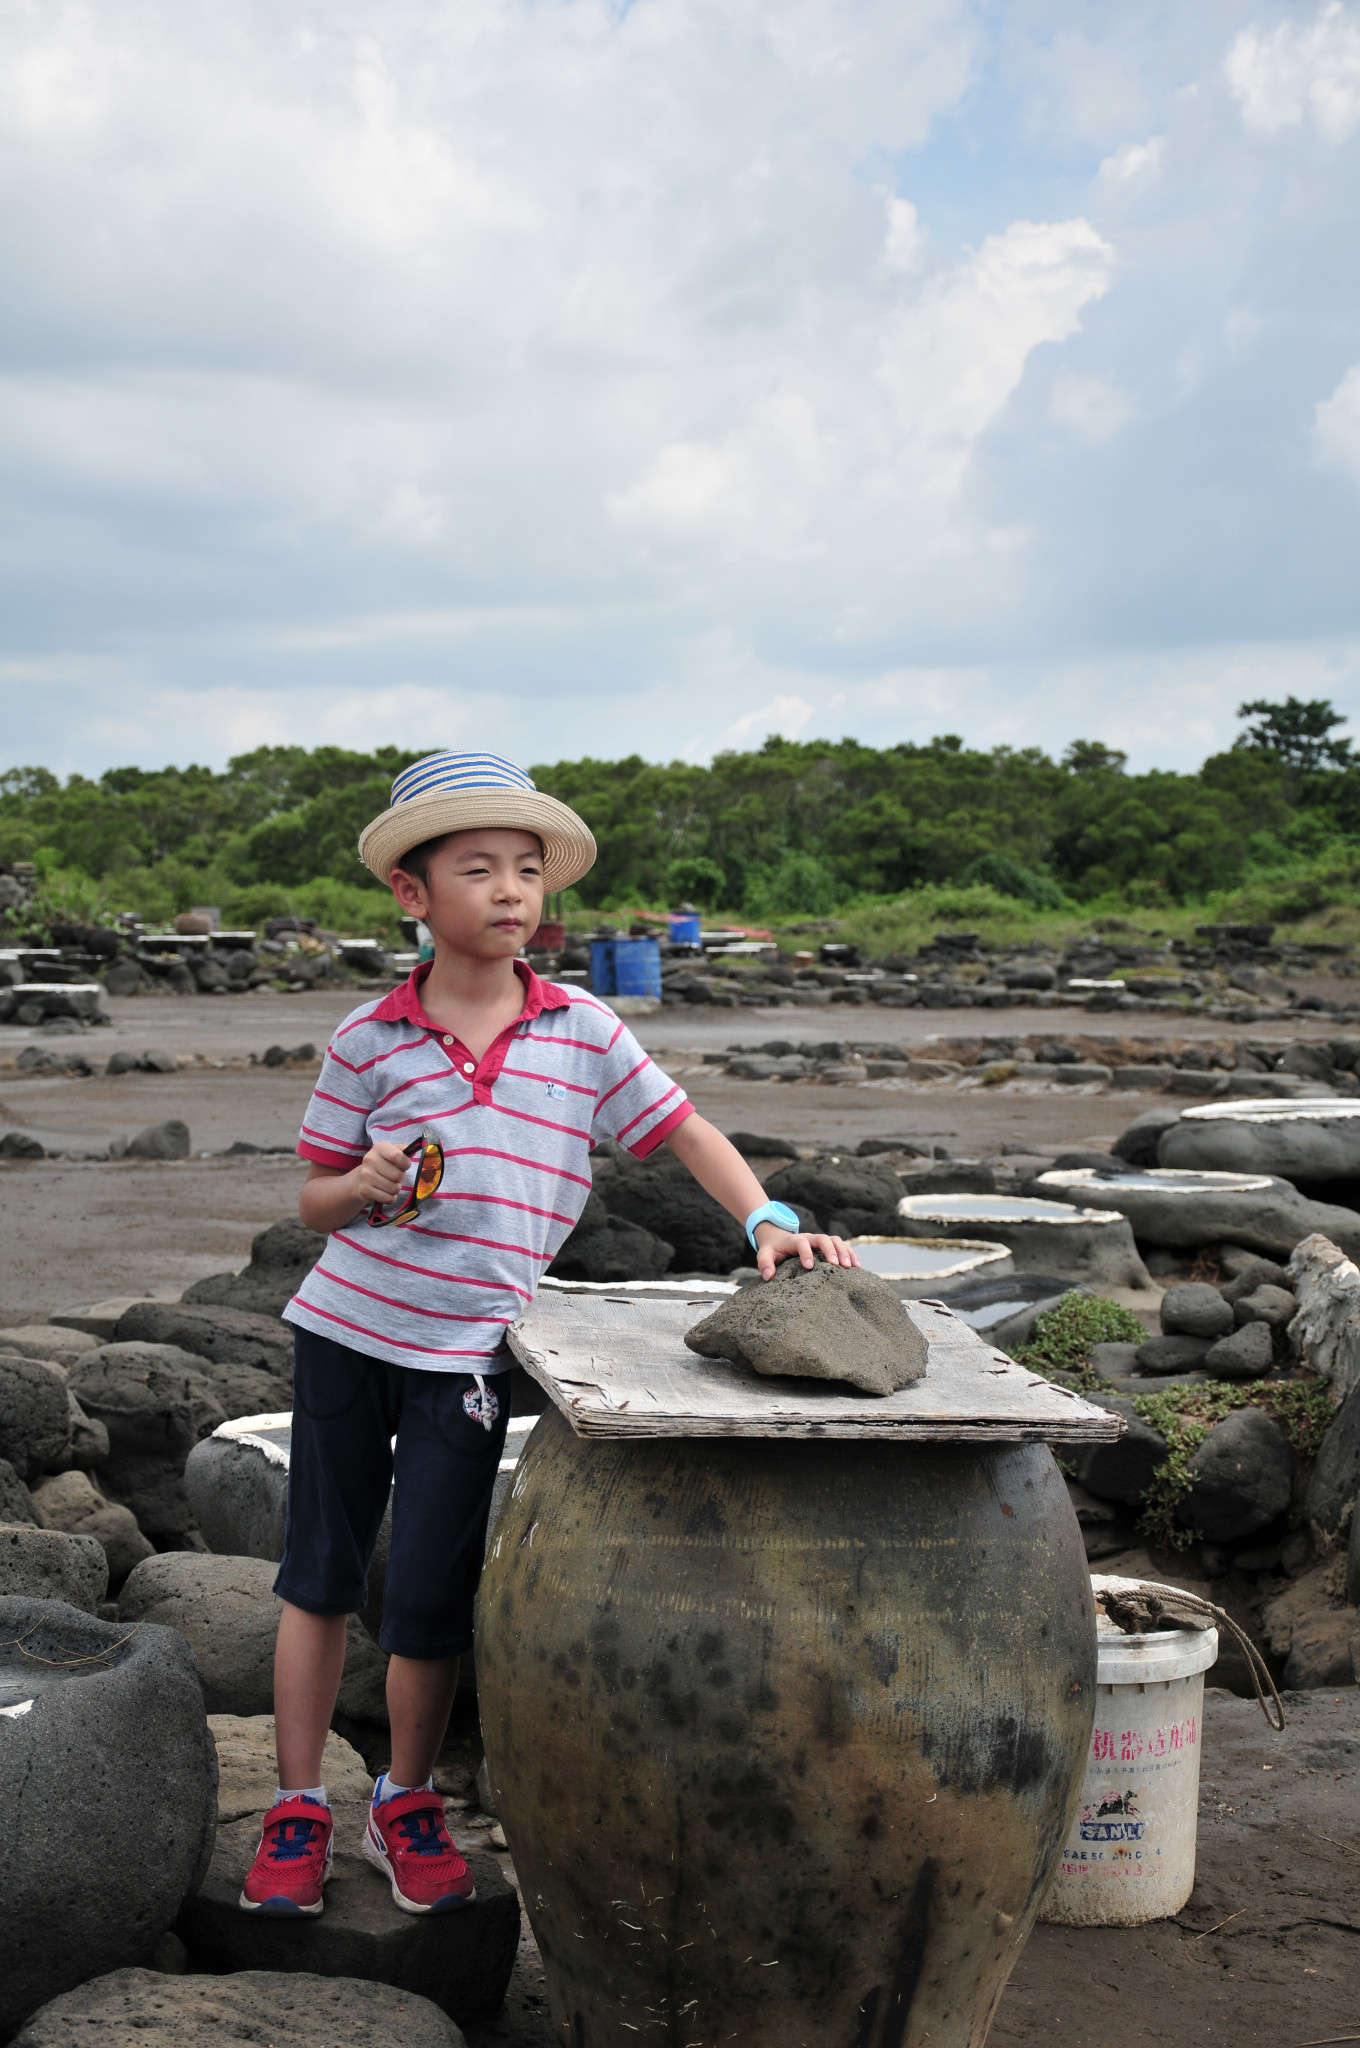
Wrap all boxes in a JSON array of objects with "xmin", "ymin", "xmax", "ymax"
[
  {"xmin": 1097, "ymin": 135, "xmax": 1165, "ymax": 184},
  {"xmin": 719, "ymin": 693, "xmax": 819, "ymax": 747},
  {"xmin": 876, "ymin": 219, "xmax": 1112, "ymax": 502},
  {"xmin": 1315, "ymin": 362, "xmax": 1360, "ymax": 480},
  {"xmin": 882, "ymin": 195, "xmax": 926, "ymax": 273},
  {"xmin": 609, "ymin": 217, "xmax": 1112, "ymax": 566},
  {"xmin": 607, "ymin": 394, "xmax": 828, "ymax": 562},
  {"xmin": 1048, "ymin": 372, "xmax": 1134, "ymax": 441},
  {"xmin": 1226, "ymin": 2, "xmax": 1360, "ymax": 141},
  {"xmin": 6, "ymin": 625, "xmax": 1360, "ymax": 779}
]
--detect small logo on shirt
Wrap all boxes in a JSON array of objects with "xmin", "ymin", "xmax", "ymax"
[
  {"xmin": 546, "ymin": 1082, "xmax": 567, "ymax": 1099},
  {"xmin": 463, "ymin": 1384, "xmax": 500, "ymax": 1426}
]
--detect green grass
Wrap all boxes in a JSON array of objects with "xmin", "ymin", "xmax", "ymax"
[
  {"xmin": 28, "ymin": 862, "xmax": 402, "ymax": 940},
  {"xmin": 565, "ymin": 870, "xmax": 1360, "ymax": 962},
  {"xmin": 564, "ymin": 885, "xmax": 1206, "ymax": 958}
]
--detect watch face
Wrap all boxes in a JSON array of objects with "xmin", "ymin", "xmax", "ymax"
[{"xmin": 749, "ymin": 1200, "xmax": 799, "ymax": 1241}]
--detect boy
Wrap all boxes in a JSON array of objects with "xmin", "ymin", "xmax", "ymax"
[{"xmin": 240, "ymin": 749, "xmax": 858, "ymax": 1916}]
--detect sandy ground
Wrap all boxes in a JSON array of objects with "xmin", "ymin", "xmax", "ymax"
[{"xmin": 0, "ymin": 986, "xmax": 1349, "ymax": 1325}]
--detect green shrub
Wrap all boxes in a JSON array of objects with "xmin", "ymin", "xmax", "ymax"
[
  {"xmin": 226, "ymin": 877, "xmax": 399, "ymax": 936},
  {"xmin": 1017, "ymin": 1305, "xmax": 1336, "ymax": 1551},
  {"xmin": 1129, "ymin": 1378, "xmax": 1335, "ymax": 1552},
  {"xmin": 664, "ymin": 856, "xmax": 726, "ymax": 908},
  {"xmin": 1014, "ymin": 1292, "xmax": 1147, "ymax": 1389},
  {"xmin": 957, "ymin": 852, "xmax": 1066, "ymax": 909},
  {"xmin": 743, "ymin": 851, "xmax": 841, "ymax": 918}
]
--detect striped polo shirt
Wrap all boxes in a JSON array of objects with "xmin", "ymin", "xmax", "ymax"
[{"xmin": 284, "ymin": 962, "xmax": 692, "ymax": 1372}]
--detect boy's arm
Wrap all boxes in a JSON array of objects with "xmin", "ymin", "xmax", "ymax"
[
  {"xmin": 663, "ymin": 1114, "xmax": 861, "ymax": 1280},
  {"xmin": 298, "ymin": 1143, "xmax": 415, "ymax": 1234}
]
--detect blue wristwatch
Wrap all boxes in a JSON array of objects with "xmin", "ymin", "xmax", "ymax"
[{"xmin": 744, "ymin": 1199, "xmax": 802, "ymax": 1250}]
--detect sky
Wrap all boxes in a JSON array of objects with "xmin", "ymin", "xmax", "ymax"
[{"xmin": 2, "ymin": 0, "xmax": 1360, "ymax": 779}]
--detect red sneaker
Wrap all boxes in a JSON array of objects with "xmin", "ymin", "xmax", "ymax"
[
  {"xmin": 364, "ymin": 1782, "xmax": 477, "ymax": 1914},
  {"xmin": 238, "ymin": 1795, "xmax": 333, "ymax": 1915}
]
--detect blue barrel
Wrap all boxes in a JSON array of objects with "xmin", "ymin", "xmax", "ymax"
[
  {"xmin": 614, "ymin": 937, "xmax": 662, "ymax": 997},
  {"xmin": 668, "ymin": 913, "xmax": 702, "ymax": 945},
  {"xmin": 589, "ymin": 938, "xmax": 661, "ymax": 998}
]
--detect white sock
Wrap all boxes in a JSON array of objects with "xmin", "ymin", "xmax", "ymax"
[
  {"xmin": 275, "ymin": 1784, "xmax": 328, "ymax": 1807},
  {"xmin": 377, "ymin": 1772, "xmax": 434, "ymax": 1801}
]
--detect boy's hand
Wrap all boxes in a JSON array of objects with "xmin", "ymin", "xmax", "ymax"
[
  {"xmin": 358, "ymin": 1140, "xmax": 416, "ymax": 1208},
  {"xmin": 752, "ymin": 1225, "xmax": 861, "ymax": 1281}
]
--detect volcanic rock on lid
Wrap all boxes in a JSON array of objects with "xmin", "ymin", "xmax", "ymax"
[{"xmin": 683, "ymin": 1258, "xmax": 928, "ymax": 1396}]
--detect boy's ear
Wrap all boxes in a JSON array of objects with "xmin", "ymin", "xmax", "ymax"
[{"xmin": 389, "ymin": 866, "xmax": 427, "ymax": 914}]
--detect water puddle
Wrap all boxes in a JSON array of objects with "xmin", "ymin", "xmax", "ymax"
[
  {"xmin": 954, "ymin": 1298, "xmax": 1036, "ymax": 1331},
  {"xmin": 898, "ymin": 1194, "xmax": 1101, "ymax": 1222},
  {"xmin": 1038, "ymin": 1168, "xmax": 1274, "ymax": 1196},
  {"xmin": 1185, "ymin": 1098, "xmax": 1360, "ymax": 1124},
  {"xmin": 849, "ymin": 1237, "xmax": 1007, "ymax": 1278}
]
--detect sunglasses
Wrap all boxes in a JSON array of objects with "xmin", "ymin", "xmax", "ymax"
[{"xmin": 367, "ymin": 1132, "xmax": 445, "ymax": 1229}]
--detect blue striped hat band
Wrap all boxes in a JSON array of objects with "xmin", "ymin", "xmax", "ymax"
[{"xmin": 389, "ymin": 752, "xmax": 536, "ymax": 807}]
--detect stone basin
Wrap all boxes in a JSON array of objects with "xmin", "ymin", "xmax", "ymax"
[
  {"xmin": 187, "ymin": 1411, "xmax": 537, "ymax": 1569},
  {"xmin": 846, "ymin": 1235, "xmax": 1013, "ymax": 1292},
  {"xmin": 1182, "ymin": 1097, "xmax": 1360, "ymax": 1124},
  {"xmin": 0, "ymin": 1655, "xmax": 112, "ymax": 1713},
  {"xmin": 897, "ymin": 1194, "xmax": 1152, "ymax": 1290},
  {"xmin": 1032, "ymin": 1163, "xmax": 1360, "ymax": 1260},
  {"xmin": 0, "ymin": 1598, "xmax": 217, "ymax": 2037},
  {"xmin": 186, "ymin": 1410, "xmax": 541, "ymax": 1683},
  {"xmin": 1039, "ymin": 1168, "xmax": 1275, "ymax": 1197},
  {"xmin": 1162, "ymin": 1097, "xmax": 1360, "ymax": 1186},
  {"xmin": 900, "ymin": 1194, "xmax": 1101, "ymax": 1223}
]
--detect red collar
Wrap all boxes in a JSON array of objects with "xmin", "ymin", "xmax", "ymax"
[{"xmin": 368, "ymin": 958, "xmax": 570, "ymax": 1032}]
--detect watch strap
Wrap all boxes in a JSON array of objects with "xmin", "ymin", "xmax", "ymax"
[{"xmin": 744, "ymin": 1199, "xmax": 802, "ymax": 1250}]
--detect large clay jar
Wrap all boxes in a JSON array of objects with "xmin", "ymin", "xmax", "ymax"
[{"xmin": 476, "ymin": 1407, "xmax": 1095, "ymax": 2048}]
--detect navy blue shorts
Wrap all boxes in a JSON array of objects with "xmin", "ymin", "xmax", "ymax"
[{"xmin": 273, "ymin": 1328, "xmax": 511, "ymax": 1660}]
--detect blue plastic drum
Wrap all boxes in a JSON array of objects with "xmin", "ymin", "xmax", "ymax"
[{"xmin": 589, "ymin": 937, "xmax": 662, "ymax": 998}]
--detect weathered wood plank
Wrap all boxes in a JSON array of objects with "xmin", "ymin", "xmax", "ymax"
[{"xmin": 508, "ymin": 1293, "xmax": 1122, "ymax": 1442}]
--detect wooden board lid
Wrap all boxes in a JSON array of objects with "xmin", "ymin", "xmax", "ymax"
[{"xmin": 509, "ymin": 1292, "xmax": 1123, "ymax": 1442}]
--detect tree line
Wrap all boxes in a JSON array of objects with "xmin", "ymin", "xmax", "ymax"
[{"xmin": 0, "ymin": 698, "xmax": 1355, "ymax": 921}]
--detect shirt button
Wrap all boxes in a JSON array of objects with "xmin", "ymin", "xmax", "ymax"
[
  {"xmin": 442, "ymin": 1035, "xmax": 454, "ymax": 1046},
  {"xmin": 463, "ymin": 1062, "xmax": 475, "ymax": 1075}
]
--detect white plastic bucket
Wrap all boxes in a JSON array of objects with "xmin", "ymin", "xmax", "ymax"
[{"xmin": 1042, "ymin": 1574, "xmax": 1218, "ymax": 1926}]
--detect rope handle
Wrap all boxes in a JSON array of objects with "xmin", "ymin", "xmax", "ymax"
[{"xmin": 1095, "ymin": 1583, "xmax": 1285, "ymax": 1733}]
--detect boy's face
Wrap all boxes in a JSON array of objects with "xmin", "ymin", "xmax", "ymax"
[{"xmin": 391, "ymin": 828, "xmax": 545, "ymax": 962}]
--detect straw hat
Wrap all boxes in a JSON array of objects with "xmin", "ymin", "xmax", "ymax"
[{"xmin": 358, "ymin": 752, "xmax": 596, "ymax": 890}]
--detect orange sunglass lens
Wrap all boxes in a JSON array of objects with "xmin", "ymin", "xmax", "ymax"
[{"xmin": 414, "ymin": 1144, "xmax": 443, "ymax": 1200}]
